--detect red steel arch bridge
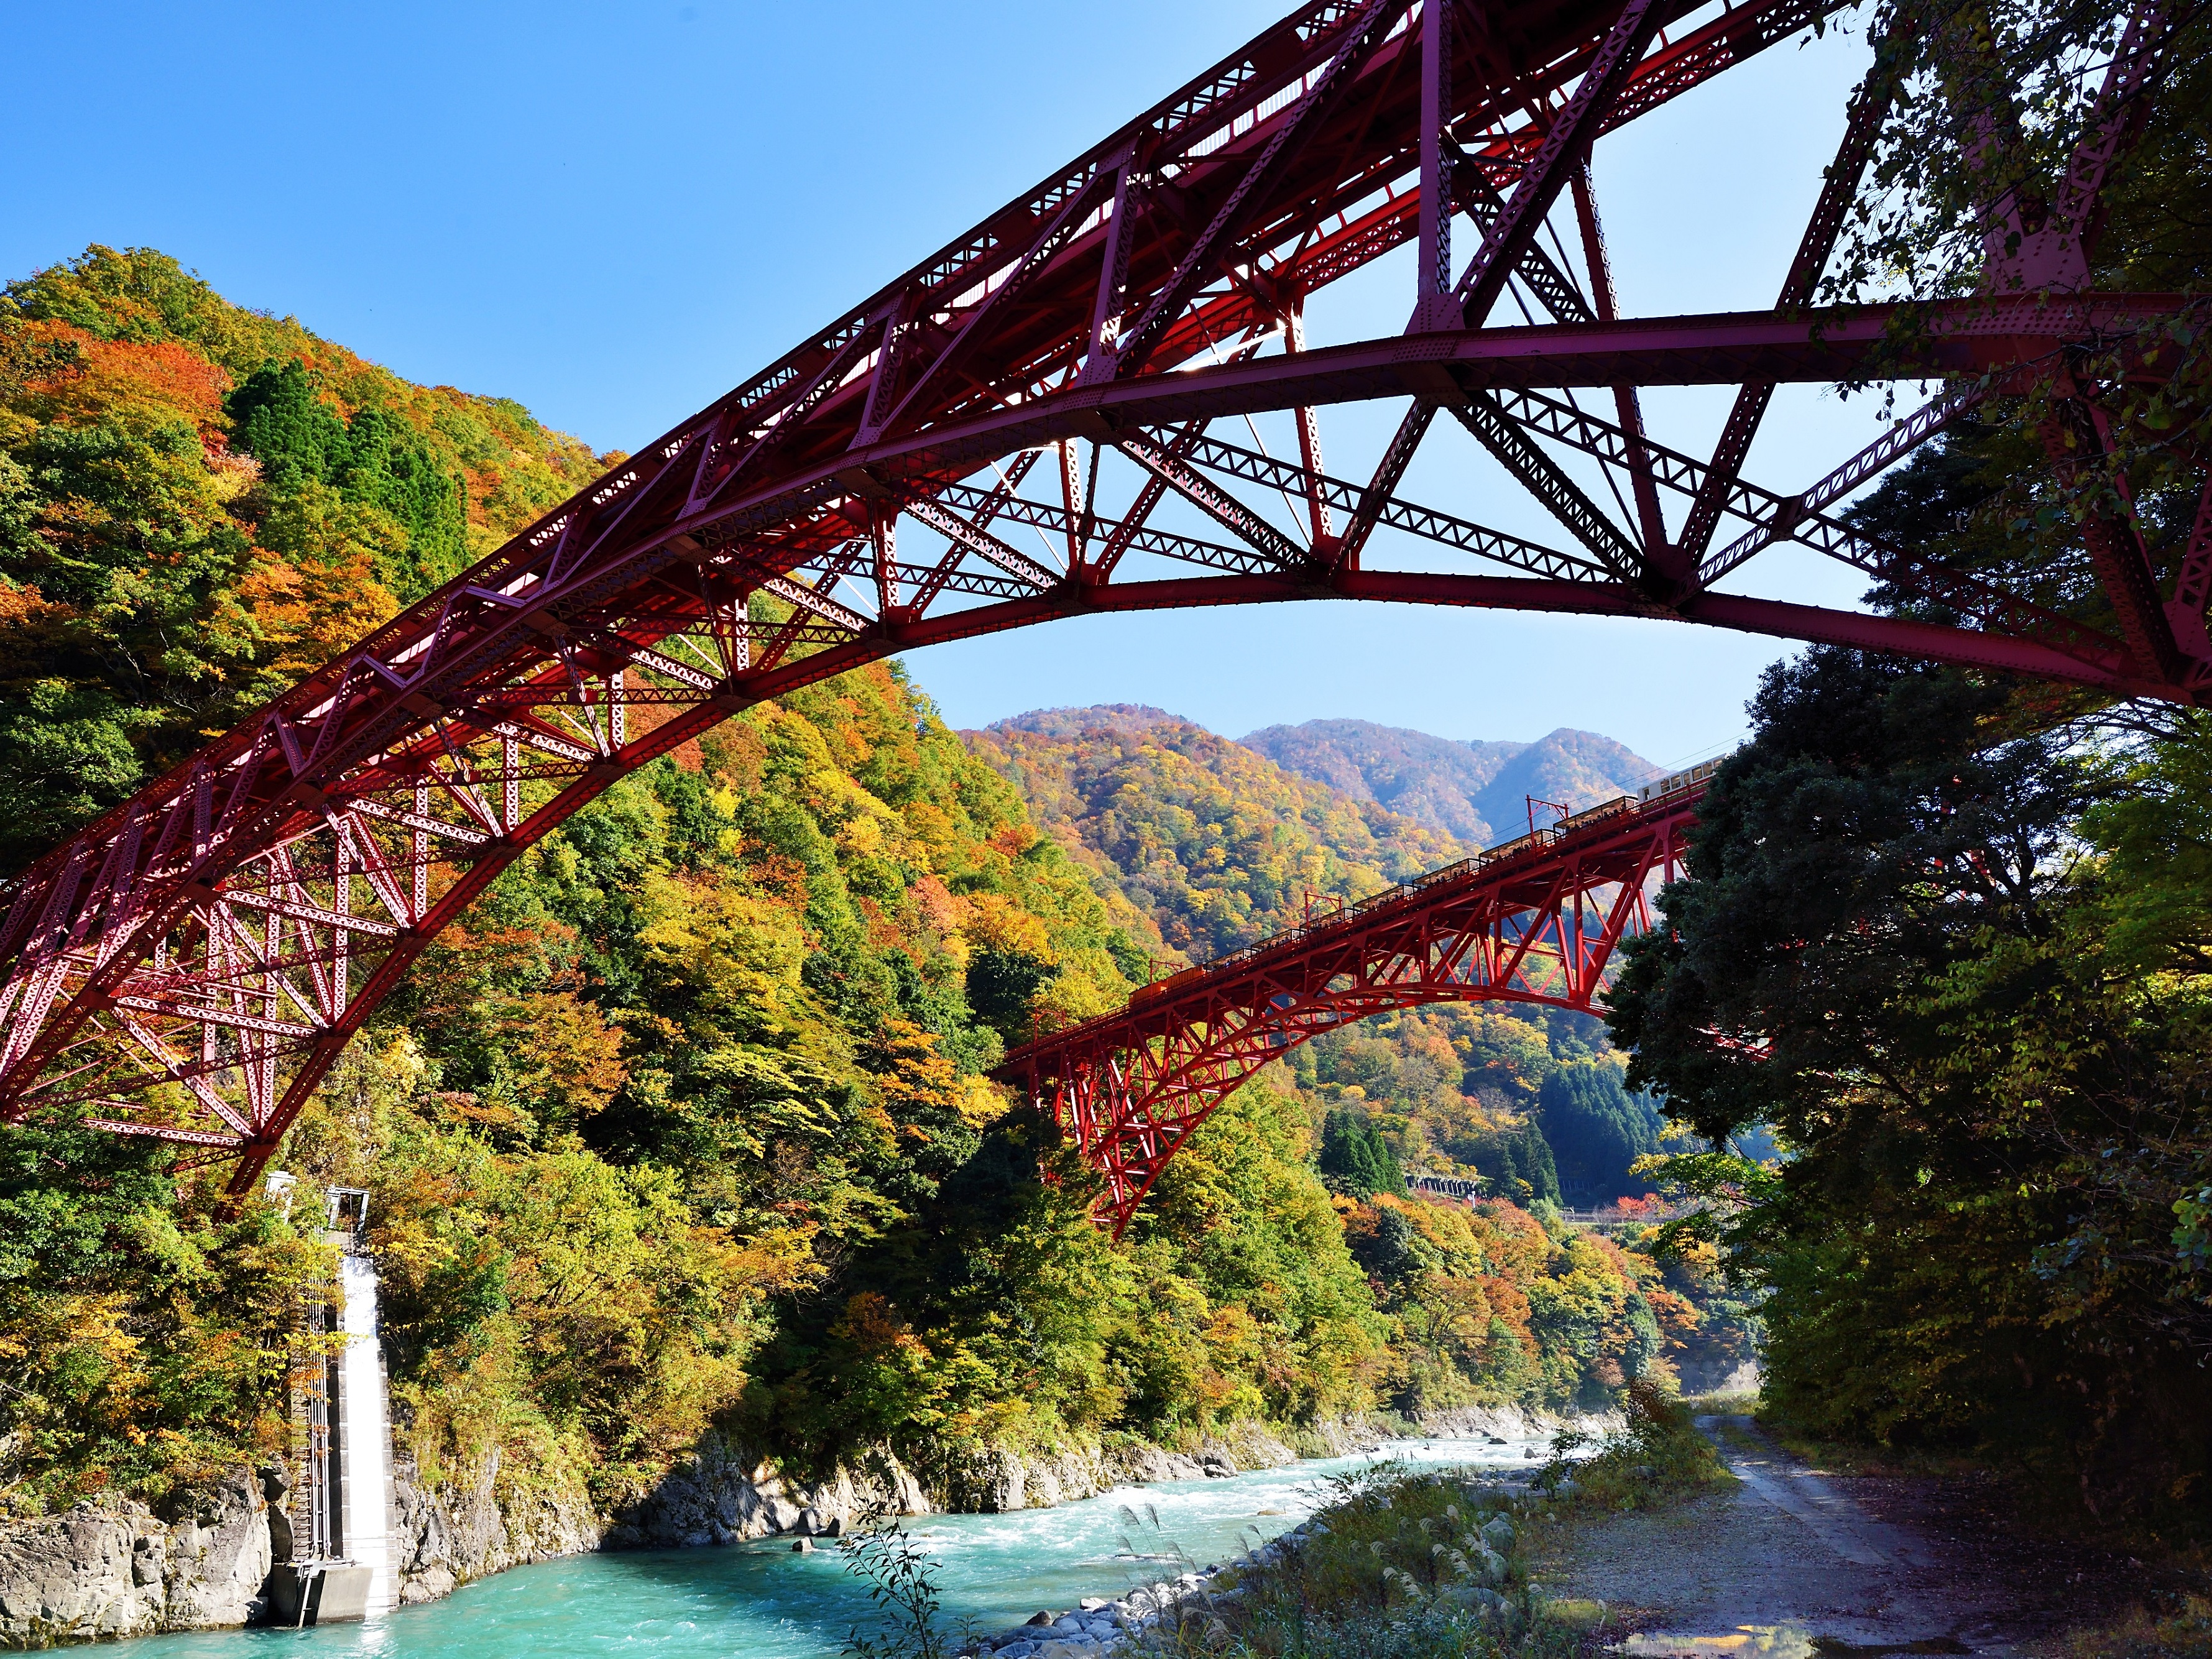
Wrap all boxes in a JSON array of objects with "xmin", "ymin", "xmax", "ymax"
[
  {"xmin": 1000, "ymin": 763, "xmax": 1715, "ymax": 1233},
  {"xmin": 1, "ymin": 0, "xmax": 2203, "ymax": 1205}
]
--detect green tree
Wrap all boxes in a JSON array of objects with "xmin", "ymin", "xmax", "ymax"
[
  {"xmin": 225, "ymin": 358, "xmax": 351, "ymax": 490},
  {"xmin": 1610, "ymin": 645, "xmax": 2212, "ymax": 1514},
  {"xmin": 1319, "ymin": 1105, "xmax": 1404, "ymax": 1198},
  {"xmin": 1535, "ymin": 1060, "xmax": 1661, "ymax": 1202}
]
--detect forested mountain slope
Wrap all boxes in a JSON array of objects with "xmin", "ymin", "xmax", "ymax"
[
  {"xmin": 964, "ymin": 709, "xmax": 1674, "ymax": 1204},
  {"xmin": 969, "ymin": 707, "xmax": 1465, "ymax": 963},
  {"xmin": 0, "ymin": 246, "xmax": 612, "ymax": 875},
  {"xmin": 0, "ymin": 249, "xmax": 1717, "ymax": 1529},
  {"xmin": 1241, "ymin": 719, "xmax": 1662, "ymax": 844}
]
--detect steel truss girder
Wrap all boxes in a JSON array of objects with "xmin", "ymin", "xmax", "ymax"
[
  {"xmin": 1, "ymin": 0, "xmax": 2201, "ymax": 1199},
  {"xmin": 999, "ymin": 784, "xmax": 1695, "ymax": 1233}
]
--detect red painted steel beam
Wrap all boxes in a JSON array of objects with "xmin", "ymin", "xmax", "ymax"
[
  {"xmin": 1, "ymin": 0, "xmax": 2201, "ymax": 1197},
  {"xmin": 998, "ymin": 779, "xmax": 1706, "ymax": 1232},
  {"xmin": 0, "ymin": 553, "xmax": 2172, "ymax": 1191},
  {"xmin": 706, "ymin": 295, "xmax": 2188, "ymax": 525}
]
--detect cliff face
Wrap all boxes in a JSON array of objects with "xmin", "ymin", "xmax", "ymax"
[
  {"xmin": 0, "ymin": 1445, "xmax": 604, "ymax": 1642},
  {"xmin": 390, "ymin": 1446, "xmax": 600, "ymax": 1607},
  {"xmin": 0, "ymin": 1468, "xmax": 274, "ymax": 1647}
]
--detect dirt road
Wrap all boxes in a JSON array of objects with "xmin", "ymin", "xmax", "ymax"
[{"xmin": 1531, "ymin": 1415, "xmax": 2145, "ymax": 1656}]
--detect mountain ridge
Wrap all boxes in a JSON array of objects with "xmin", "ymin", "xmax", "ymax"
[
  {"xmin": 969, "ymin": 707, "xmax": 1464, "ymax": 964},
  {"xmin": 984, "ymin": 707, "xmax": 1663, "ymax": 847},
  {"xmin": 1242, "ymin": 717, "xmax": 1662, "ymax": 844}
]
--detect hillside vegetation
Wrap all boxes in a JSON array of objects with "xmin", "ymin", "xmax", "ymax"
[
  {"xmin": 0, "ymin": 249, "xmax": 1717, "ymax": 1523},
  {"xmin": 970, "ymin": 707, "xmax": 1465, "ymax": 963},
  {"xmin": 0, "ymin": 246, "xmax": 610, "ymax": 875}
]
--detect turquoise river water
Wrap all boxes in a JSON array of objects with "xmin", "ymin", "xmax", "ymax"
[{"xmin": 119, "ymin": 1432, "xmax": 1552, "ymax": 1659}]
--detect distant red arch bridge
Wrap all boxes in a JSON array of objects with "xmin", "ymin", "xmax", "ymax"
[
  {"xmin": 1, "ymin": 0, "xmax": 2202, "ymax": 1206},
  {"xmin": 998, "ymin": 763, "xmax": 1711, "ymax": 1233}
]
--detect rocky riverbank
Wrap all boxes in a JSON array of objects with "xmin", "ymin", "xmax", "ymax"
[
  {"xmin": 0, "ymin": 1406, "xmax": 1565, "ymax": 1645},
  {"xmin": 960, "ymin": 1463, "xmax": 1557, "ymax": 1659},
  {"xmin": 599, "ymin": 1417, "xmax": 1417, "ymax": 1551},
  {"xmin": 0, "ymin": 1468, "xmax": 274, "ymax": 1647}
]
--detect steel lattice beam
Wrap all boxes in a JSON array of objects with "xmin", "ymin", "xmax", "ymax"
[
  {"xmin": 0, "ymin": 0, "xmax": 2202, "ymax": 1199},
  {"xmin": 998, "ymin": 775, "xmax": 1708, "ymax": 1233}
]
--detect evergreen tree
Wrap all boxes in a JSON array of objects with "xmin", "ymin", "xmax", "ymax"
[
  {"xmin": 226, "ymin": 358, "xmax": 351, "ymax": 490},
  {"xmin": 1610, "ymin": 642, "xmax": 2212, "ymax": 1512},
  {"xmin": 1317, "ymin": 1106, "xmax": 1403, "ymax": 1197},
  {"xmin": 226, "ymin": 362, "xmax": 470, "ymax": 600},
  {"xmin": 1535, "ymin": 1060, "xmax": 1662, "ymax": 1200},
  {"xmin": 340, "ymin": 405, "xmax": 469, "ymax": 594},
  {"xmin": 1478, "ymin": 1120, "xmax": 1560, "ymax": 1206}
]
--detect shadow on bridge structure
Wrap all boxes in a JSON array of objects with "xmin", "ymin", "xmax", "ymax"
[{"xmin": 1, "ymin": 0, "xmax": 2203, "ymax": 1222}]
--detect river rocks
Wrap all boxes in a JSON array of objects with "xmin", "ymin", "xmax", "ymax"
[
  {"xmin": 0, "ymin": 1467, "xmax": 271, "ymax": 1645},
  {"xmin": 602, "ymin": 1428, "xmax": 931, "ymax": 1548},
  {"xmin": 390, "ymin": 1443, "xmax": 601, "ymax": 1606},
  {"xmin": 1412, "ymin": 1404, "xmax": 1570, "ymax": 1443},
  {"xmin": 980, "ymin": 1606, "xmax": 1130, "ymax": 1657},
  {"xmin": 1109, "ymin": 1445, "xmax": 1209, "ymax": 1486},
  {"xmin": 964, "ymin": 1516, "xmax": 1344, "ymax": 1659},
  {"xmin": 960, "ymin": 1466, "xmax": 1566, "ymax": 1659}
]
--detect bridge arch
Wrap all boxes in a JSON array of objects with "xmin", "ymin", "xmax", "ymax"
[
  {"xmin": 0, "ymin": 0, "xmax": 2197, "ymax": 1198},
  {"xmin": 998, "ymin": 768, "xmax": 1710, "ymax": 1233}
]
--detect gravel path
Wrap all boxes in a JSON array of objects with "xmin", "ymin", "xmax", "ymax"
[{"xmin": 1534, "ymin": 1415, "xmax": 2142, "ymax": 1656}]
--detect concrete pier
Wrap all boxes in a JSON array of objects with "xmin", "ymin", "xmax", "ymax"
[{"xmin": 336, "ymin": 1250, "xmax": 398, "ymax": 1617}]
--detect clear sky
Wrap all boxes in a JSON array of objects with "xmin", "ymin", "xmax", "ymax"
[{"xmin": 2, "ymin": 0, "xmax": 1887, "ymax": 766}]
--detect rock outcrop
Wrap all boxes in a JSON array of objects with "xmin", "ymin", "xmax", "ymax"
[
  {"xmin": 390, "ymin": 1444, "xmax": 599, "ymax": 1606},
  {"xmin": 0, "ymin": 1467, "xmax": 272, "ymax": 1646},
  {"xmin": 602, "ymin": 1430, "xmax": 930, "ymax": 1548},
  {"xmin": 605, "ymin": 1420, "xmax": 1329, "ymax": 1548}
]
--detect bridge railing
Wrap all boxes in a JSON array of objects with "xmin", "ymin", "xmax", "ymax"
[{"xmin": 1123, "ymin": 758, "xmax": 1725, "ymax": 1009}]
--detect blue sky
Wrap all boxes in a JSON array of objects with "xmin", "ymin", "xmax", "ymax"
[{"xmin": 2, "ymin": 1, "xmax": 1887, "ymax": 767}]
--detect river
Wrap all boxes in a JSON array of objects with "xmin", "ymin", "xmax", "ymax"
[{"xmin": 122, "ymin": 1432, "xmax": 1552, "ymax": 1659}]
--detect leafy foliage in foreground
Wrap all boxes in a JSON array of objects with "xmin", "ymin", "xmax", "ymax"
[
  {"xmin": 840, "ymin": 1517, "xmax": 957, "ymax": 1659},
  {"xmin": 1176, "ymin": 1467, "xmax": 1582, "ymax": 1659},
  {"xmin": 1611, "ymin": 647, "xmax": 2212, "ymax": 1518}
]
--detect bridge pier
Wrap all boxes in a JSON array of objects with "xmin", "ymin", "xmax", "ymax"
[
  {"xmin": 266, "ymin": 1183, "xmax": 397, "ymax": 1625},
  {"xmin": 336, "ymin": 1245, "xmax": 399, "ymax": 1617}
]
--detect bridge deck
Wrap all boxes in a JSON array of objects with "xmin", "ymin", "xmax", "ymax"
[{"xmin": 998, "ymin": 759, "xmax": 1717, "ymax": 1232}]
